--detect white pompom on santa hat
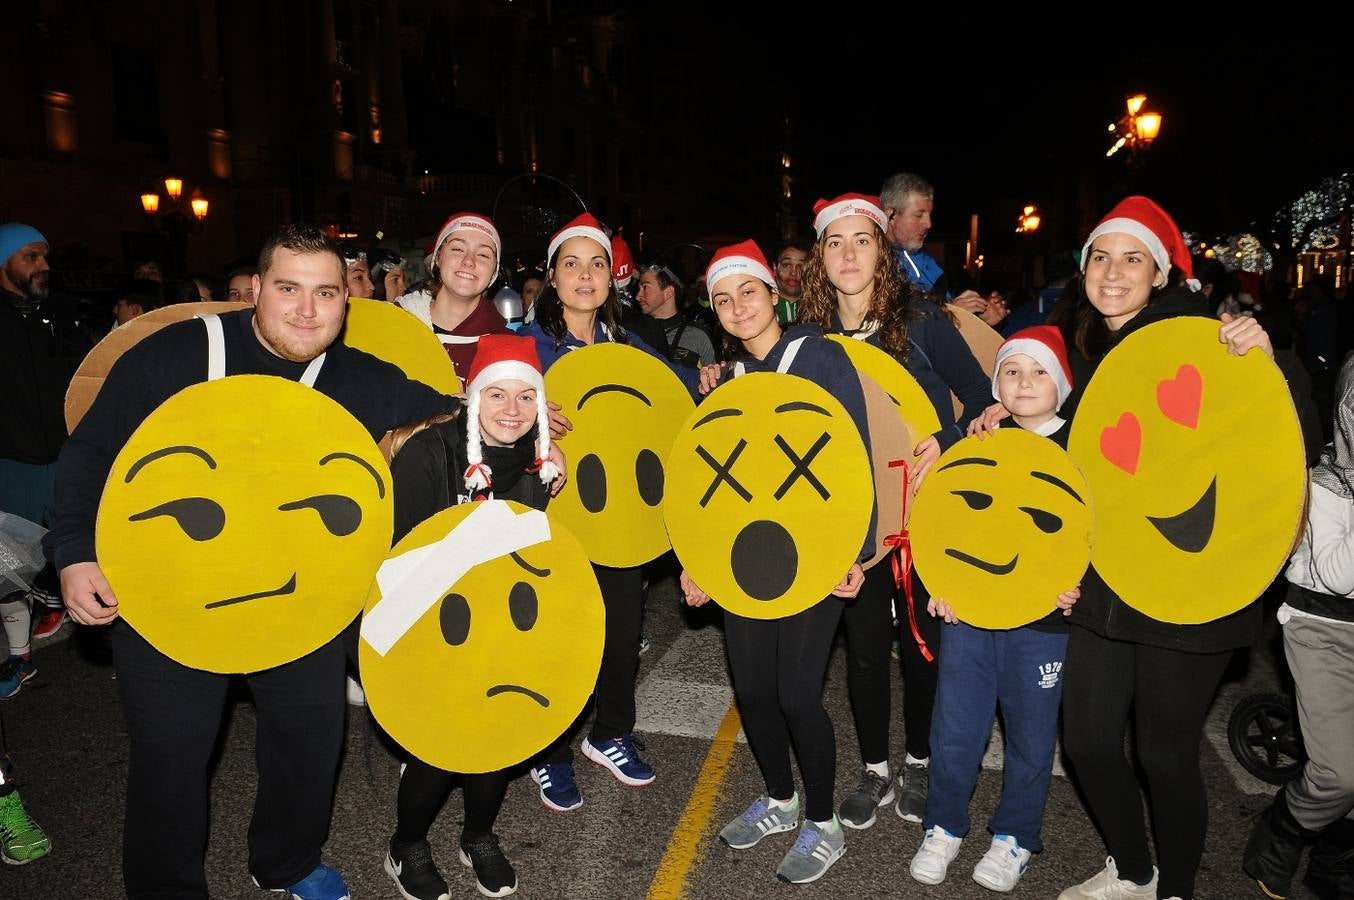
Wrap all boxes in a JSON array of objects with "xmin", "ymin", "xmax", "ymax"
[
  {"xmin": 431, "ymin": 212, "xmax": 501, "ymax": 265},
  {"xmin": 812, "ymin": 193, "xmax": 889, "ymax": 238},
  {"xmin": 462, "ymin": 334, "xmax": 560, "ymax": 493},
  {"xmin": 1080, "ymin": 195, "xmax": 1198, "ymax": 291},
  {"xmin": 547, "ymin": 212, "xmax": 611, "ymax": 264},
  {"xmin": 992, "ymin": 325, "xmax": 1074, "ymax": 411},
  {"xmin": 704, "ymin": 240, "xmax": 776, "ymax": 295}
]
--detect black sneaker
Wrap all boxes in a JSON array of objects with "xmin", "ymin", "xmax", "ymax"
[
  {"xmin": 384, "ymin": 838, "xmax": 450, "ymax": 900},
  {"xmin": 459, "ymin": 831, "xmax": 518, "ymax": 897},
  {"xmin": 894, "ymin": 762, "xmax": 929, "ymax": 824}
]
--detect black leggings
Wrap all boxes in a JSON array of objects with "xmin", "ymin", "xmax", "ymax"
[
  {"xmin": 394, "ymin": 760, "xmax": 509, "ymax": 843},
  {"xmin": 1062, "ymin": 627, "xmax": 1232, "ymax": 900},
  {"xmin": 725, "ymin": 597, "xmax": 844, "ymax": 823},
  {"xmin": 839, "ymin": 563, "xmax": 940, "ymax": 763}
]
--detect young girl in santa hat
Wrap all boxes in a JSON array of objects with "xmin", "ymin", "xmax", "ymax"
[
  {"xmin": 381, "ymin": 334, "xmax": 564, "ymax": 900},
  {"xmin": 517, "ymin": 213, "xmax": 700, "ymax": 813},
  {"xmin": 680, "ymin": 239, "xmax": 874, "ymax": 884},
  {"xmin": 396, "ymin": 212, "xmax": 510, "ymax": 380},
  {"xmin": 793, "ymin": 193, "xmax": 996, "ymax": 833},
  {"xmin": 908, "ymin": 325, "xmax": 1082, "ymax": 893},
  {"xmin": 975, "ymin": 196, "xmax": 1274, "ymax": 900}
]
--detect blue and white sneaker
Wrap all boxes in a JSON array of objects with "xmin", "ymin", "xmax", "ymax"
[
  {"xmin": 0, "ymin": 655, "xmax": 36, "ymax": 700},
  {"xmin": 259, "ymin": 862, "xmax": 350, "ymax": 899},
  {"xmin": 972, "ymin": 833, "xmax": 1031, "ymax": 892},
  {"xmin": 530, "ymin": 763, "xmax": 583, "ymax": 812},
  {"xmin": 581, "ymin": 734, "xmax": 655, "ymax": 786}
]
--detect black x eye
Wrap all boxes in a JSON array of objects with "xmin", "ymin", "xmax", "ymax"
[
  {"xmin": 128, "ymin": 498, "xmax": 225, "ymax": 541},
  {"xmin": 951, "ymin": 490, "xmax": 993, "ymax": 510},
  {"xmin": 697, "ymin": 439, "xmax": 752, "ymax": 508},
  {"xmin": 774, "ymin": 432, "xmax": 831, "ymax": 501},
  {"xmin": 509, "ymin": 582, "xmax": 538, "ymax": 631},
  {"xmin": 1020, "ymin": 506, "xmax": 1063, "ymax": 533},
  {"xmin": 279, "ymin": 495, "xmax": 362, "ymax": 536},
  {"xmin": 440, "ymin": 593, "xmax": 470, "ymax": 646}
]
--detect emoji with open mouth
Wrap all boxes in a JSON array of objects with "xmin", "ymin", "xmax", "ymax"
[
  {"xmin": 97, "ymin": 375, "xmax": 394, "ymax": 673},
  {"xmin": 544, "ymin": 343, "xmax": 694, "ymax": 567},
  {"xmin": 359, "ymin": 500, "xmax": 604, "ymax": 773},
  {"xmin": 1068, "ymin": 317, "xmax": 1306, "ymax": 624},
  {"xmin": 911, "ymin": 428, "xmax": 1093, "ymax": 629},
  {"xmin": 663, "ymin": 372, "xmax": 873, "ymax": 620}
]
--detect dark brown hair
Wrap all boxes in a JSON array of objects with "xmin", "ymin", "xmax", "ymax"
[
  {"xmin": 257, "ymin": 224, "xmax": 346, "ymax": 279},
  {"xmin": 798, "ymin": 220, "xmax": 914, "ymax": 358}
]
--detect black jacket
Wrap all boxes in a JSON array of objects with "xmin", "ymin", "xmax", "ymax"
[{"xmin": 0, "ymin": 290, "xmax": 94, "ymax": 464}]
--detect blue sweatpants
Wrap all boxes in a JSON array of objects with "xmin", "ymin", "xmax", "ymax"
[{"xmin": 924, "ymin": 621, "xmax": 1068, "ymax": 851}]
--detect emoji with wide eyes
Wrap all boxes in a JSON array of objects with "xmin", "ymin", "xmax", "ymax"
[
  {"xmin": 544, "ymin": 343, "xmax": 695, "ymax": 567},
  {"xmin": 358, "ymin": 500, "xmax": 604, "ymax": 773},
  {"xmin": 663, "ymin": 372, "xmax": 873, "ymax": 620},
  {"xmin": 910, "ymin": 429, "xmax": 1093, "ymax": 630},
  {"xmin": 1068, "ymin": 317, "xmax": 1306, "ymax": 624},
  {"xmin": 97, "ymin": 375, "xmax": 394, "ymax": 673}
]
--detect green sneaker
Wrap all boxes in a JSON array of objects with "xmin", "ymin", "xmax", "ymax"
[{"xmin": 0, "ymin": 790, "xmax": 52, "ymax": 864}]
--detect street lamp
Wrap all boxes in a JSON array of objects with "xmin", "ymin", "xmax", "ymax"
[
  {"xmin": 1106, "ymin": 93, "xmax": 1163, "ymax": 159},
  {"xmin": 1016, "ymin": 205, "xmax": 1041, "ymax": 234}
]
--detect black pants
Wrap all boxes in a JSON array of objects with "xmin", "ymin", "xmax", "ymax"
[
  {"xmin": 725, "ymin": 597, "xmax": 843, "ymax": 823},
  {"xmin": 394, "ymin": 761, "xmax": 509, "ymax": 843},
  {"xmin": 1062, "ymin": 627, "xmax": 1232, "ymax": 900},
  {"xmin": 112, "ymin": 621, "xmax": 346, "ymax": 899},
  {"xmin": 840, "ymin": 563, "xmax": 940, "ymax": 763},
  {"xmin": 546, "ymin": 564, "xmax": 643, "ymax": 763}
]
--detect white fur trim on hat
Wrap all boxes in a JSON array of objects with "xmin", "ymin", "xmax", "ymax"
[
  {"xmin": 993, "ymin": 340, "xmax": 1072, "ymax": 410},
  {"xmin": 813, "ymin": 198, "xmax": 888, "ymax": 237},
  {"xmin": 463, "ymin": 361, "xmax": 555, "ymax": 493},
  {"xmin": 433, "ymin": 214, "xmax": 501, "ymax": 267},
  {"xmin": 1081, "ymin": 217, "xmax": 1169, "ymax": 280},
  {"xmin": 548, "ymin": 224, "xmax": 611, "ymax": 264},
  {"xmin": 706, "ymin": 256, "xmax": 775, "ymax": 295}
]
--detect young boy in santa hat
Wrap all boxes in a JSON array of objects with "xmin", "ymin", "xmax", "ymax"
[{"xmin": 909, "ymin": 325, "xmax": 1081, "ymax": 893}]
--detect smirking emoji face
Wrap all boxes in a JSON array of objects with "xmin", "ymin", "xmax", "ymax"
[
  {"xmin": 544, "ymin": 343, "xmax": 694, "ymax": 567},
  {"xmin": 97, "ymin": 376, "xmax": 393, "ymax": 673},
  {"xmin": 663, "ymin": 372, "xmax": 873, "ymax": 620},
  {"xmin": 1068, "ymin": 317, "xmax": 1306, "ymax": 623},
  {"xmin": 358, "ymin": 500, "xmax": 604, "ymax": 773},
  {"xmin": 910, "ymin": 429, "xmax": 1093, "ymax": 629}
]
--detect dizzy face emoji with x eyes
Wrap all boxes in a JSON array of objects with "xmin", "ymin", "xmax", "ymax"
[
  {"xmin": 664, "ymin": 372, "xmax": 873, "ymax": 620},
  {"xmin": 911, "ymin": 429, "xmax": 1093, "ymax": 630},
  {"xmin": 97, "ymin": 376, "xmax": 394, "ymax": 673},
  {"xmin": 544, "ymin": 343, "xmax": 695, "ymax": 567},
  {"xmin": 358, "ymin": 500, "xmax": 604, "ymax": 773},
  {"xmin": 1068, "ymin": 317, "xmax": 1306, "ymax": 623}
]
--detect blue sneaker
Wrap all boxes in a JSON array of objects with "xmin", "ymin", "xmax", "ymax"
[
  {"xmin": 0, "ymin": 655, "xmax": 36, "ymax": 700},
  {"xmin": 260, "ymin": 863, "xmax": 351, "ymax": 899},
  {"xmin": 582, "ymin": 734, "xmax": 655, "ymax": 786},
  {"xmin": 530, "ymin": 763, "xmax": 583, "ymax": 812}
]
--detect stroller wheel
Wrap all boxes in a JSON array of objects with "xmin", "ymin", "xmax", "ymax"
[{"xmin": 1227, "ymin": 692, "xmax": 1306, "ymax": 785}]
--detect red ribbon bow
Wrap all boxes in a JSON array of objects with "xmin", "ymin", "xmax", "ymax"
[{"xmin": 882, "ymin": 458, "xmax": 934, "ymax": 664}]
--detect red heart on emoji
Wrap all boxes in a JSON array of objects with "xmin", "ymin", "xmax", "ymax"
[
  {"xmin": 1157, "ymin": 364, "xmax": 1203, "ymax": 429},
  {"xmin": 1100, "ymin": 412, "xmax": 1142, "ymax": 475}
]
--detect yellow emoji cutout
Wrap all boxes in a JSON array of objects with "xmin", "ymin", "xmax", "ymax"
[
  {"xmin": 664, "ymin": 372, "xmax": 873, "ymax": 620},
  {"xmin": 342, "ymin": 297, "xmax": 462, "ymax": 395},
  {"xmin": 1068, "ymin": 317, "xmax": 1306, "ymax": 624},
  {"xmin": 358, "ymin": 500, "xmax": 604, "ymax": 773},
  {"xmin": 544, "ymin": 344, "xmax": 695, "ymax": 567},
  {"xmin": 827, "ymin": 335, "xmax": 942, "ymax": 449},
  {"xmin": 855, "ymin": 372, "xmax": 915, "ymax": 569},
  {"xmin": 910, "ymin": 429, "xmax": 1093, "ymax": 630},
  {"xmin": 97, "ymin": 375, "xmax": 394, "ymax": 673}
]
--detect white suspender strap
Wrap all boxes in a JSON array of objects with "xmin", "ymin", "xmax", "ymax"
[
  {"xmin": 732, "ymin": 335, "xmax": 807, "ymax": 378},
  {"xmin": 299, "ymin": 352, "xmax": 326, "ymax": 388},
  {"xmin": 198, "ymin": 313, "xmax": 226, "ymax": 382}
]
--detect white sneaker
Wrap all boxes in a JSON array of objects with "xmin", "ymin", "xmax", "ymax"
[
  {"xmin": 345, "ymin": 675, "xmax": 366, "ymax": 707},
  {"xmin": 1057, "ymin": 857, "xmax": 1158, "ymax": 899},
  {"xmin": 972, "ymin": 834, "xmax": 1031, "ymax": 892},
  {"xmin": 910, "ymin": 825, "xmax": 962, "ymax": 885}
]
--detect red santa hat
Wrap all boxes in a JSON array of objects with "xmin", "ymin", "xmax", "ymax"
[
  {"xmin": 611, "ymin": 233, "xmax": 636, "ymax": 287},
  {"xmin": 1081, "ymin": 195, "xmax": 1196, "ymax": 289},
  {"xmin": 432, "ymin": 213, "xmax": 501, "ymax": 266},
  {"xmin": 812, "ymin": 193, "xmax": 889, "ymax": 238},
  {"xmin": 547, "ymin": 212, "xmax": 611, "ymax": 264},
  {"xmin": 462, "ymin": 334, "xmax": 559, "ymax": 493},
  {"xmin": 993, "ymin": 325, "xmax": 1074, "ymax": 411},
  {"xmin": 704, "ymin": 240, "xmax": 775, "ymax": 295}
]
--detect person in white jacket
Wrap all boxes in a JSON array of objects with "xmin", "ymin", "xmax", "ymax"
[{"xmin": 1243, "ymin": 352, "xmax": 1354, "ymax": 900}]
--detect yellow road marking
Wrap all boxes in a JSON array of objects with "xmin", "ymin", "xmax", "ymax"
[{"xmin": 645, "ymin": 702, "xmax": 743, "ymax": 900}]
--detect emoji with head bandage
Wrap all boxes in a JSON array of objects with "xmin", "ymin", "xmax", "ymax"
[{"xmin": 358, "ymin": 499, "xmax": 605, "ymax": 773}]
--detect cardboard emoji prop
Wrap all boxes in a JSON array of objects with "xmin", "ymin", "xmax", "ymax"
[
  {"xmin": 664, "ymin": 372, "xmax": 872, "ymax": 620},
  {"xmin": 945, "ymin": 304, "xmax": 1004, "ymax": 419},
  {"xmin": 342, "ymin": 297, "xmax": 462, "ymax": 395},
  {"xmin": 97, "ymin": 375, "xmax": 394, "ymax": 673},
  {"xmin": 544, "ymin": 343, "xmax": 695, "ymax": 567},
  {"xmin": 911, "ymin": 429, "xmax": 1093, "ymax": 629},
  {"xmin": 827, "ymin": 334, "xmax": 942, "ymax": 449},
  {"xmin": 1068, "ymin": 317, "xmax": 1306, "ymax": 623},
  {"xmin": 359, "ymin": 500, "xmax": 604, "ymax": 773}
]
